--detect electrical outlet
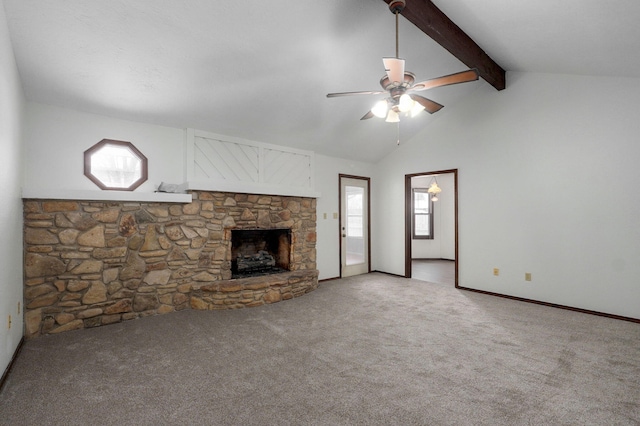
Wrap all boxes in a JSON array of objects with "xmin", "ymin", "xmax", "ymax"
[
  {"xmin": 525, "ymin": 273, "xmax": 532, "ymax": 281},
  {"xmin": 17, "ymin": 301, "xmax": 21, "ymax": 314},
  {"xmin": 493, "ymin": 268, "xmax": 499, "ymax": 276},
  {"xmin": 323, "ymin": 213, "xmax": 327, "ymax": 219},
  {"xmin": 333, "ymin": 212, "xmax": 338, "ymax": 219}
]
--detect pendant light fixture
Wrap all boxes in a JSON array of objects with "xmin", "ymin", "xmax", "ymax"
[{"xmin": 427, "ymin": 176, "xmax": 442, "ymax": 201}]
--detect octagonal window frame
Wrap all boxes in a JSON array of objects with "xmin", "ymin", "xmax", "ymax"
[{"xmin": 84, "ymin": 139, "xmax": 148, "ymax": 191}]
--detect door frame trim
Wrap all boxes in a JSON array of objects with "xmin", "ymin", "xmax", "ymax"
[
  {"xmin": 339, "ymin": 174, "xmax": 372, "ymax": 278},
  {"xmin": 404, "ymin": 169, "xmax": 458, "ymax": 286}
]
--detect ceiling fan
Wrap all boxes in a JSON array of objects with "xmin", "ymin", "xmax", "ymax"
[{"xmin": 327, "ymin": 0, "xmax": 479, "ymax": 123}]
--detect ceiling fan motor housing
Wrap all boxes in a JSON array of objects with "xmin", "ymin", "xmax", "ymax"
[
  {"xmin": 380, "ymin": 72, "xmax": 415, "ymax": 92},
  {"xmin": 388, "ymin": 0, "xmax": 406, "ymax": 14}
]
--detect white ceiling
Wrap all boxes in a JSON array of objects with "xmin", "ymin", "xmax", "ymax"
[{"xmin": 4, "ymin": 0, "xmax": 640, "ymax": 162}]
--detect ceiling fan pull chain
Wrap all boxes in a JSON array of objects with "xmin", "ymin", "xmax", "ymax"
[{"xmin": 396, "ymin": 121, "xmax": 401, "ymax": 145}]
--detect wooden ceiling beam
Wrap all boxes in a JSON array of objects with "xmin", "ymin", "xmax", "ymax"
[{"xmin": 384, "ymin": 0, "xmax": 506, "ymax": 90}]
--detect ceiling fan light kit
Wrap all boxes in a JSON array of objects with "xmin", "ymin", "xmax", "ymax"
[
  {"xmin": 385, "ymin": 109, "xmax": 400, "ymax": 123},
  {"xmin": 372, "ymin": 100, "xmax": 389, "ymax": 118},
  {"xmin": 326, "ymin": 0, "xmax": 479, "ymax": 143},
  {"xmin": 410, "ymin": 100, "xmax": 426, "ymax": 117},
  {"xmin": 398, "ymin": 93, "xmax": 415, "ymax": 112}
]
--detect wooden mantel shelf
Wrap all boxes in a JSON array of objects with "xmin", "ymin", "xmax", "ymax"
[{"xmin": 21, "ymin": 188, "xmax": 193, "ymax": 203}]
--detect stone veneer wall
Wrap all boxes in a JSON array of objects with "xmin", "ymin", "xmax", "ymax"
[{"xmin": 23, "ymin": 191, "xmax": 318, "ymax": 338}]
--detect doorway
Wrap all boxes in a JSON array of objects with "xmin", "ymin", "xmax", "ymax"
[
  {"xmin": 339, "ymin": 174, "xmax": 371, "ymax": 277},
  {"xmin": 405, "ymin": 169, "xmax": 458, "ymax": 286}
]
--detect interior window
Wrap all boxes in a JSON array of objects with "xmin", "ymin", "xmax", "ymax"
[
  {"xmin": 84, "ymin": 139, "xmax": 148, "ymax": 191},
  {"xmin": 412, "ymin": 188, "xmax": 433, "ymax": 239}
]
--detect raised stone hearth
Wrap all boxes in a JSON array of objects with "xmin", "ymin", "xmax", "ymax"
[
  {"xmin": 191, "ymin": 270, "xmax": 318, "ymax": 309},
  {"xmin": 23, "ymin": 191, "xmax": 317, "ymax": 338}
]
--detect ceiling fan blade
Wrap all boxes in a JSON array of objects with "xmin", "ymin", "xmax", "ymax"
[
  {"xmin": 326, "ymin": 90, "xmax": 384, "ymax": 98},
  {"xmin": 383, "ymin": 57, "xmax": 405, "ymax": 85},
  {"xmin": 410, "ymin": 95, "xmax": 444, "ymax": 114},
  {"xmin": 360, "ymin": 111, "xmax": 375, "ymax": 120},
  {"xmin": 412, "ymin": 69, "xmax": 479, "ymax": 92}
]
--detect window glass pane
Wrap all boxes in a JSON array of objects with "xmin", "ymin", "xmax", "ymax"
[
  {"xmin": 90, "ymin": 145, "xmax": 143, "ymax": 188},
  {"xmin": 345, "ymin": 185, "xmax": 365, "ymax": 265},
  {"xmin": 414, "ymin": 191, "xmax": 430, "ymax": 212},
  {"xmin": 347, "ymin": 216, "xmax": 363, "ymax": 237},
  {"xmin": 415, "ymin": 214, "xmax": 430, "ymax": 236},
  {"xmin": 347, "ymin": 193, "xmax": 363, "ymax": 214},
  {"xmin": 346, "ymin": 186, "xmax": 364, "ymax": 238}
]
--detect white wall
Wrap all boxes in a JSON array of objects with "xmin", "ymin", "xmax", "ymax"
[
  {"xmin": 24, "ymin": 102, "xmax": 185, "ymax": 193},
  {"xmin": 374, "ymin": 71, "xmax": 640, "ymax": 319},
  {"xmin": 0, "ymin": 0, "xmax": 25, "ymax": 377},
  {"xmin": 411, "ymin": 173, "xmax": 455, "ymax": 260},
  {"xmin": 315, "ymin": 154, "xmax": 375, "ymax": 280}
]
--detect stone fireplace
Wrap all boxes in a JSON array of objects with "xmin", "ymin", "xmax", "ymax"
[{"xmin": 23, "ymin": 191, "xmax": 318, "ymax": 338}]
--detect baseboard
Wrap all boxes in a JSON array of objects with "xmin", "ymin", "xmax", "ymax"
[
  {"xmin": 456, "ymin": 286, "xmax": 640, "ymax": 324},
  {"xmin": 318, "ymin": 277, "xmax": 340, "ymax": 283},
  {"xmin": 412, "ymin": 258, "xmax": 455, "ymax": 261},
  {"xmin": 0, "ymin": 337, "xmax": 25, "ymax": 392}
]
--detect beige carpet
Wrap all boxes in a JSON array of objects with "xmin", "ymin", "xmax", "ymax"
[{"xmin": 1, "ymin": 272, "xmax": 639, "ymax": 425}]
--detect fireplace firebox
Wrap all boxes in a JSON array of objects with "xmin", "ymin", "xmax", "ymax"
[{"xmin": 231, "ymin": 228, "xmax": 291, "ymax": 278}]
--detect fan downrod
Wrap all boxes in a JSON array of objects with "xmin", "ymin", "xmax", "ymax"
[{"xmin": 388, "ymin": 0, "xmax": 406, "ymax": 14}]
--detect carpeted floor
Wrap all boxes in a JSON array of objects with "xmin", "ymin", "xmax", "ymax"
[{"xmin": 1, "ymin": 273, "xmax": 639, "ymax": 425}]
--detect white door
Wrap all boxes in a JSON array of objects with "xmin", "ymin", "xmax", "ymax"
[{"xmin": 340, "ymin": 176, "xmax": 369, "ymax": 277}]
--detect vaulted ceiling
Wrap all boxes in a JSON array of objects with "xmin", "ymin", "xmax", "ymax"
[{"xmin": 4, "ymin": 0, "xmax": 640, "ymax": 162}]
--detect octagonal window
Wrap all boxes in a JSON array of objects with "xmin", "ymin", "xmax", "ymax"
[{"xmin": 84, "ymin": 139, "xmax": 148, "ymax": 191}]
